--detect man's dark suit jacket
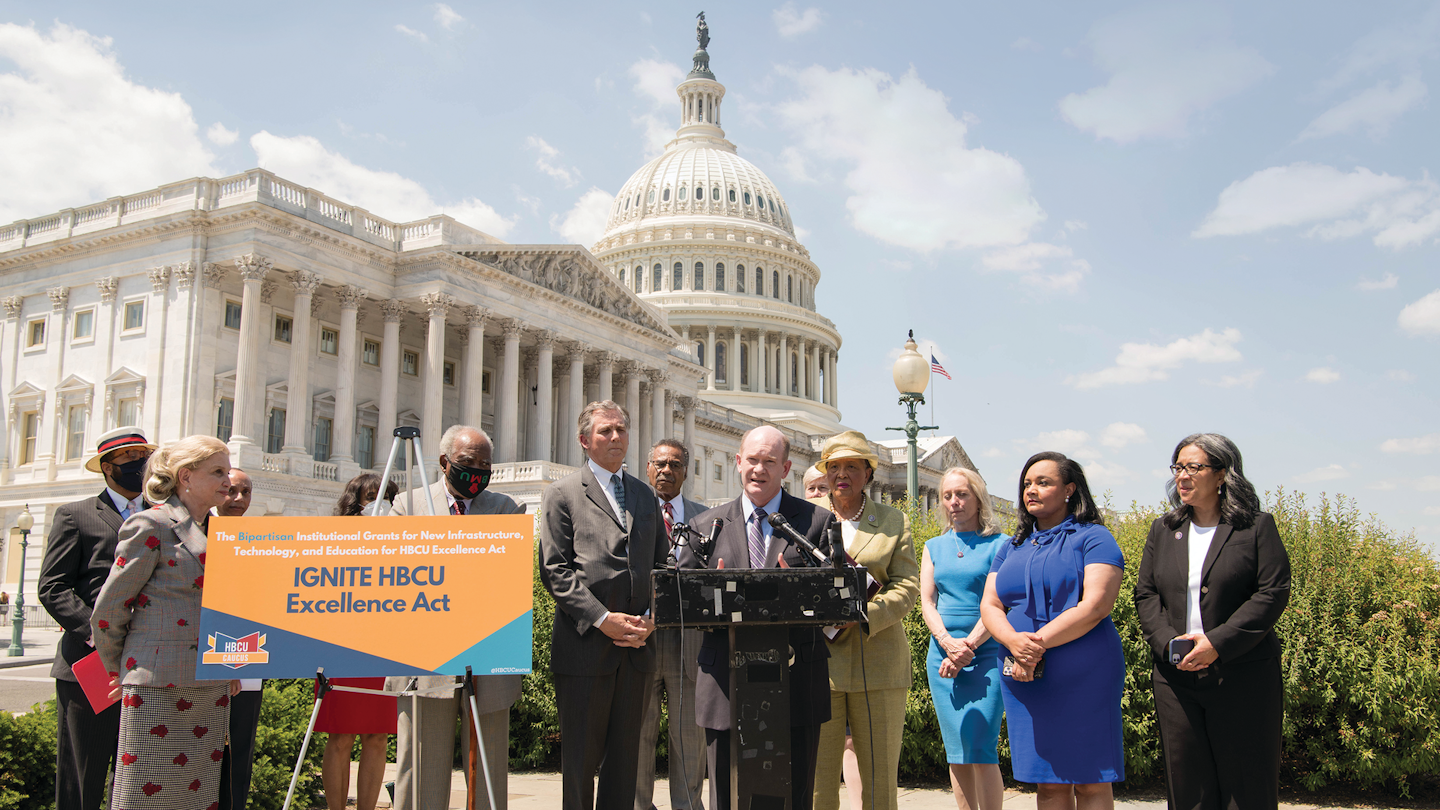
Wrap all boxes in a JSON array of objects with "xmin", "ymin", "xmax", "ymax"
[
  {"xmin": 38, "ymin": 491, "xmax": 125, "ymax": 681},
  {"xmin": 681, "ymin": 491, "xmax": 835, "ymax": 730},
  {"xmin": 539, "ymin": 463, "xmax": 668, "ymax": 677},
  {"xmin": 1134, "ymin": 511, "xmax": 1291, "ymax": 674}
]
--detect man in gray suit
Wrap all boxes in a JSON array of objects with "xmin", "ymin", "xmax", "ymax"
[
  {"xmin": 38, "ymin": 427, "xmax": 154, "ymax": 810},
  {"xmin": 389, "ymin": 425, "xmax": 525, "ymax": 810},
  {"xmin": 636, "ymin": 439, "xmax": 707, "ymax": 810},
  {"xmin": 540, "ymin": 401, "xmax": 668, "ymax": 810}
]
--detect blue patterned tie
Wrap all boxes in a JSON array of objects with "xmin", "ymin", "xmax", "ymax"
[
  {"xmin": 611, "ymin": 473, "xmax": 627, "ymax": 531},
  {"xmin": 748, "ymin": 508, "xmax": 768, "ymax": 568}
]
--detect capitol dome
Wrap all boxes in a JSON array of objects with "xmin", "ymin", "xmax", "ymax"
[{"xmin": 593, "ymin": 24, "xmax": 843, "ymax": 435}]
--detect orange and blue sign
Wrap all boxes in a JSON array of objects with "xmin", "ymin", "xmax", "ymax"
[{"xmin": 196, "ymin": 515, "xmax": 533, "ymax": 679}]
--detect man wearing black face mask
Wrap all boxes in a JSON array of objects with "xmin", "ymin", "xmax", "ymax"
[
  {"xmin": 38, "ymin": 427, "xmax": 156, "ymax": 810},
  {"xmin": 388, "ymin": 424, "xmax": 524, "ymax": 810}
]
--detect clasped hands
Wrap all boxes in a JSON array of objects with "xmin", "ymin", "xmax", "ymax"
[
  {"xmin": 936, "ymin": 635, "xmax": 976, "ymax": 678},
  {"xmin": 1174, "ymin": 632, "xmax": 1219, "ymax": 671},
  {"xmin": 1008, "ymin": 631, "xmax": 1046, "ymax": 683},
  {"xmin": 600, "ymin": 612, "xmax": 654, "ymax": 648}
]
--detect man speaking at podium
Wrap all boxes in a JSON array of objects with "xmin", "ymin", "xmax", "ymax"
[{"xmin": 681, "ymin": 425, "xmax": 835, "ymax": 810}]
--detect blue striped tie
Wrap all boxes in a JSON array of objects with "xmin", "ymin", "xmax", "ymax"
[
  {"xmin": 611, "ymin": 474, "xmax": 627, "ymax": 531},
  {"xmin": 748, "ymin": 508, "xmax": 768, "ymax": 568}
]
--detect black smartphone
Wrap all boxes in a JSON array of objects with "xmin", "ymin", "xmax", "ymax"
[
  {"xmin": 1002, "ymin": 656, "xmax": 1045, "ymax": 679},
  {"xmin": 1168, "ymin": 637, "xmax": 1195, "ymax": 665}
]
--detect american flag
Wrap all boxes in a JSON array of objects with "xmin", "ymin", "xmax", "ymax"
[{"xmin": 930, "ymin": 354, "xmax": 951, "ymax": 380}]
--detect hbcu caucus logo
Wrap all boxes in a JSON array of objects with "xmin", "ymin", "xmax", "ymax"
[{"xmin": 202, "ymin": 631, "xmax": 270, "ymax": 668}]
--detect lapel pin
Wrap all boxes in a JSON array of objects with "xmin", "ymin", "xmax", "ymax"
[
  {"xmin": 868, "ymin": 515, "xmax": 876, "ymax": 524},
  {"xmin": 1174, "ymin": 531, "xmax": 1183, "ymax": 540}
]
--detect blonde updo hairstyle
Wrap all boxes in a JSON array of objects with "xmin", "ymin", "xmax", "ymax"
[
  {"xmin": 144, "ymin": 435, "xmax": 230, "ymax": 505},
  {"xmin": 941, "ymin": 467, "xmax": 1002, "ymax": 537}
]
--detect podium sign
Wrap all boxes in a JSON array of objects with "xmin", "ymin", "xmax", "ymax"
[{"xmin": 196, "ymin": 515, "xmax": 533, "ymax": 679}]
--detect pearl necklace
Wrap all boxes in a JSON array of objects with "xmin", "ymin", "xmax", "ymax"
[{"xmin": 829, "ymin": 492, "xmax": 866, "ymax": 522}]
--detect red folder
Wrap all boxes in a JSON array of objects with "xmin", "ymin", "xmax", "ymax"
[{"xmin": 71, "ymin": 651, "xmax": 118, "ymax": 714}]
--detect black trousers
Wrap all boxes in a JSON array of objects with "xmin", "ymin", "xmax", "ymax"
[
  {"xmin": 227, "ymin": 689, "xmax": 264, "ymax": 809},
  {"xmin": 706, "ymin": 723, "xmax": 823, "ymax": 810},
  {"xmin": 554, "ymin": 654, "xmax": 653, "ymax": 810},
  {"xmin": 1153, "ymin": 657, "xmax": 1282, "ymax": 810},
  {"xmin": 54, "ymin": 678, "xmax": 121, "ymax": 810}
]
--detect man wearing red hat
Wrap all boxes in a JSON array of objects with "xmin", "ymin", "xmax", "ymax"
[{"xmin": 37, "ymin": 427, "xmax": 155, "ymax": 810}]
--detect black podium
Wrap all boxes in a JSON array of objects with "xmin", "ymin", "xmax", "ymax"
[{"xmin": 652, "ymin": 566, "xmax": 868, "ymax": 810}]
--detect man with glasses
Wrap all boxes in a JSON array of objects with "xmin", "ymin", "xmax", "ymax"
[
  {"xmin": 38, "ymin": 427, "xmax": 156, "ymax": 810},
  {"xmin": 636, "ymin": 439, "xmax": 708, "ymax": 810}
]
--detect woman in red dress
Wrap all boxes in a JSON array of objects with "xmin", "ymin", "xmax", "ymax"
[{"xmin": 317, "ymin": 474, "xmax": 400, "ymax": 810}]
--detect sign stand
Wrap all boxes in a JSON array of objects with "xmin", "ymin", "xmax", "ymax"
[{"xmin": 276, "ymin": 427, "xmax": 501, "ymax": 810}]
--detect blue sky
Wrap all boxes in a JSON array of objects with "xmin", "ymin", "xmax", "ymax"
[{"xmin": 2, "ymin": 2, "xmax": 1436, "ymax": 552}]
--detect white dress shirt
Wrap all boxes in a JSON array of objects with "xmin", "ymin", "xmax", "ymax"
[
  {"xmin": 105, "ymin": 487, "xmax": 144, "ymax": 520},
  {"xmin": 1186, "ymin": 523, "xmax": 1218, "ymax": 636},
  {"xmin": 740, "ymin": 489, "xmax": 784, "ymax": 564},
  {"xmin": 587, "ymin": 457, "xmax": 626, "ymax": 523}
]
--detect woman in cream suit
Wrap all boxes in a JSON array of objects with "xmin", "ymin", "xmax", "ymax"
[
  {"xmin": 93, "ymin": 435, "xmax": 238, "ymax": 810},
  {"xmin": 809, "ymin": 431, "xmax": 920, "ymax": 810}
]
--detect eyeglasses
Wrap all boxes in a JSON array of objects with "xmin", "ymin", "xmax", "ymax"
[
  {"xmin": 649, "ymin": 460, "xmax": 686, "ymax": 471},
  {"xmin": 1170, "ymin": 463, "xmax": 1220, "ymax": 477}
]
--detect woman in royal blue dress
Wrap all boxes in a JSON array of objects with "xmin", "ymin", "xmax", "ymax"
[
  {"xmin": 920, "ymin": 468, "xmax": 1008, "ymax": 810},
  {"xmin": 980, "ymin": 452, "xmax": 1126, "ymax": 810}
]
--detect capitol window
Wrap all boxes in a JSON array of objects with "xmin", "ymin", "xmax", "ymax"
[
  {"xmin": 696, "ymin": 342, "xmax": 705, "ymax": 366},
  {"xmin": 758, "ymin": 194, "xmax": 766, "ymax": 210},
  {"xmin": 20, "ymin": 411, "xmax": 38, "ymax": 464},
  {"xmin": 716, "ymin": 342, "xmax": 727, "ymax": 382},
  {"xmin": 729, "ymin": 189, "xmax": 737, "ymax": 203},
  {"xmin": 695, "ymin": 187, "xmax": 703, "ymax": 201},
  {"xmin": 772, "ymin": 270, "xmax": 780, "ymax": 299},
  {"xmin": 737, "ymin": 264, "xmax": 746, "ymax": 292},
  {"xmin": 744, "ymin": 191, "xmax": 752, "ymax": 205},
  {"xmin": 72, "ymin": 308, "xmax": 94, "ymax": 342},
  {"xmin": 755, "ymin": 267, "xmax": 764, "ymax": 296},
  {"xmin": 678, "ymin": 187, "xmax": 687, "ymax": 201},
  {"xmin": 362, "ymin": 339, "xmax": 380, "ymax": 366},
  {"xmin": 715, "ymin": 263, "xmax": 725, "ymax": 291},
  {"xmin": 443, "ymin": 361, "xmax": 456, "ymax": 386},
  {"xmin": 122, "ymin": 299, "xmax": 145, "ymax": 332},
  {"xmin": 694, "ymin": 262, "xmax": 704, "ymax": 290},
  {"xmin": 673, "ymin": 262, "xmax": 683, "ymax": 290},
  {"xmin": 787, "ymin": 276, "xmax": 793, "ymax": 303},
  {"xmin": 224, "ymin": 300, "xmax": 243, "ymax": 330},
  {"xmin": 648, "ymin": 190, "xmax": 655, "ymax": 203},
  {"xmin": 266, "ymin": 408, "xmax": 286, "ymax": 454},
  {"xmin": 712, "ymin": 187, "xmax": 720, "ymax": 201},
  {"xmin": 663, "ymin": 188, "xmax": 671, "ymax": 202},
  {"xmin": 313, "ymin": 417, "xmax": 333, "ymax": 463},
  {"xmin": 653, "ymin": 264, "xmax": 663, "ymax": 291},
  {"xmin": 273, "ymin": 314, "xmax": 293, "ymax": 344},
  {"xmin": 740, "ymin": 344, "xmax": 749, "ymax": 385},
  {"xmin": 215, "ymin": 398, "xmax": 233, "ymax": 442},
  {"xmin": 402, "ymin": 350, "xmax": 419, "ymax": 376},
  {"xmin": 319, "ymin": 327, "xmax": 339, "ymax": 356}
]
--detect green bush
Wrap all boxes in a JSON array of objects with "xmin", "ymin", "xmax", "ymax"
[
  {"xmin": 247, "ymin": 679, "xmax": 327, "ymax": 810},
  {"xmin": 0, "ymin": 700, "xmax": 57, "ymax": 810}
]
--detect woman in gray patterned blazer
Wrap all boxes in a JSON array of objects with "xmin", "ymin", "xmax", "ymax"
[{"xmin": 93, "ymin": 435, "xmax": 239, "ymax": 810}]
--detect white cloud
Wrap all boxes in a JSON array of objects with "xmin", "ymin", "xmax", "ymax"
[
  {"xmin": 250, "ymin": 131, "xmax": 514, "ymax": 237},
  {"xmin": 773, "ymin": 4, "xmax": 823, "ymax": 37},
  {"xmin": 1316, "ymin": 6, "xmax": 1440, "ymax": 93},
  {"xmin": 1299, "ymin": 75, "xmax": 1427, "ymax": 140},
  {"xmin": 1399, "ymin": 289, "xmax": 1440, "ymax": 335},
  {"xmin": 1380, "ymin": 433, "xmax": 1440, "ymax": 454},
  {"xmin": 1306, "ymin": 367, "xmax": 1341, "ymax": 384},
  {"xmin": 395, "ymin": 24, "xmax": 428, "ymax": 43},
  {"xmin": 1099, "ymin": 422, "xmax": 1147, "ymax": 450},
  {"xmin": 1367, "ymin": 480, "xmax": 1398, "ymax": 491},
  {"xmin": 0, "ymin": 23, "xmax": 218, "ymax": 222},
  {"xmin": 1357, "ymin": 272, "xmax": 1399, "ymax": 290},
  {"xmin": 980, "ymin": 242, "xmax": 1090, "ymax": 292},
  {"xmin": 206, "ymin": 122, "xmax": 239, "ymax": 146},
  {"xmin": 1212, "ymin": 368, "xmax": 1263, "ymax": 388},
  {"xmin": 1424, "ymin": 506, "xmax": 1440, "ymax": 517},
  {"xmin": 1063, "ymin": 220, "xmax": 1088, "ymax": 233},
  {"xmin": 628, "ymin": 58, "xmax": 686, "ymax": 157},
  {"xmin": 1192, "ymin": 163, "xmax": 1427, "ymax": 243},
  {"xmin": 433, "ymin": 4, "xmax": 464, "ymax": 30},
  {"xmin": 1416, "ymin": 476, "xmax": 1440, "ymax": 492},
  {"xmin": 1016, "ymin": 429, "xmax": 1094, "ymax": 459},
  {"xmin": 525, "ymin": 136, "xmax": 580, "ymax": 187},
  {"xmin": 1059, "ymin": 4, "xmax": 1273, "ymax": 143},
  {"xmin": 774, "ymin": 65, "xmax": 1046, "ymax": 252},
  {"xmin": 1068, "ymin": 328, "xmax": 1243, "ymax": 389},
  {"xmin": 550, "ymin": 187, "xmax": 614, "ymax": 246},
  {"xmin": 1294, "ymin": 464, "xmax": 1350, "ymax": 484},
  {"xmin": 1386, "ymin": 369, "xmax": 1416, "ymax": 382},
  {"xmin": 982, "ymin": 447, "xmax": 1004, "ymax": 459}
]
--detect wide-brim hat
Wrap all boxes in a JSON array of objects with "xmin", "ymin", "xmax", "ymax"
[
  {"xmin": 84, "ymin": 427, "xmax": 157, "ymax": 473},
  {"xmin": 816, "ymin": 430, "xmax": 880, "ymax": 473}
]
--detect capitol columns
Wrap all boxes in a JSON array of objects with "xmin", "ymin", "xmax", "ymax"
[
  {"xmin": 420, "ymin": 292, "xmax": 453, "ymax": 462},
  {"xmin": 376, "ymin": 299, "xmax": 407, "ymax": 456},
  {"xmin": 534, "ymin": 331, "xmax": 556, "ymax": 464},
  {"xmin": 331, "ymin": 285, "xmax": 368, "ymax": 477},
  {"xmin": 461, "ymin": 306, "xmax": 488, "ymax": 430},
  {"xmin": 143, "ymin": 269, "xmax": 168, "ymax": 446},
  {"xmin": 811, "ymin": 341, "xmax": 822, "ymax": 402},
  {"xmin": 778, "ymin": 332, "xmax": 790, "ymax": 396},
  {"xmin": 829, "ymin": 349, "xmax": 839, "ymax": 408},
  {"xmin": 228, "ymin": 253, "xmax": 272, "ymax": 466},
  {"xmin": 650, "ymin": 370, "xmax": 668, "ymax": 447},
  {"xmin": 797, "ymin": 338, "xmax": 808, "ymax": 400},
  {"xmin": 705, "ymin": 326, "xmax": 717, "ymax": 391},
  {"xmin": 625, "ymin": 363, "xmax": 643, "ymax": 472},
  {"xmin": 566, "ymin": 343, "xmax": 586, "ymax": 467},
  {"xmin": 496, "ymin": 319, "xmax": 523, "ymax": 463},
  {"xmin": 755, "ymin": 326, "xmax": 767, "ymax": 394},
  {"xmin": 728, "ymin": 328, "xmax": 740, "ymax": 391},
  {"xmin": 679, "ymin": 395, "xmax": 696, "ymax": 464},
  {"xmin": 597, "ymin": 351, "xmax": 614, "ymax": 402},
  {"xmin": 283, "ymin": 271, "xmax": 323, "ymax": 464}
]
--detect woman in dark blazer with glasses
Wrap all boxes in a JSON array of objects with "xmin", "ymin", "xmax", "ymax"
[{"xmin": 1135, "ymin": 433, "xmax": 1291, "ymax": 810}]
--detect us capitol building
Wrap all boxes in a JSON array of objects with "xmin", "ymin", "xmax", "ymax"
[{"xmin": 0, "ymin": 25, "xmax": 982, "ymax": 603}]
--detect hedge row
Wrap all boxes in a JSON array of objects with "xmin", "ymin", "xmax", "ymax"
[{"xmin": 2, "ymin": 490, "xmax": 1435, "ymax": 808}]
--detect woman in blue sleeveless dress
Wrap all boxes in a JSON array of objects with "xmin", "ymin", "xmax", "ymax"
[
  {"xmin": 981, "ymin": 452, "xmax": 1126, "ymax": 810},
  {"xmin": 921, "ymin": 468, "xmax": 1008, "ymax": 810}
]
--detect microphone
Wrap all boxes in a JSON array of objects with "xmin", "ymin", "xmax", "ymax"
[
  {"xmin": 694, "ymin": 518, "xmax": 723, "ymax": 565},
  {"xmin": 827, "ymin": 519, "xmax": 846, "ymax": 569},
  {"xmin": 766, "ymin": 513, "xmax": 827, "ymax": 567}
]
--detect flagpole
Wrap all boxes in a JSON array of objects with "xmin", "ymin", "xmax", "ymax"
[{"xmin": 929, "ymin": 352, "xmax": 935, "ymax": 437}]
